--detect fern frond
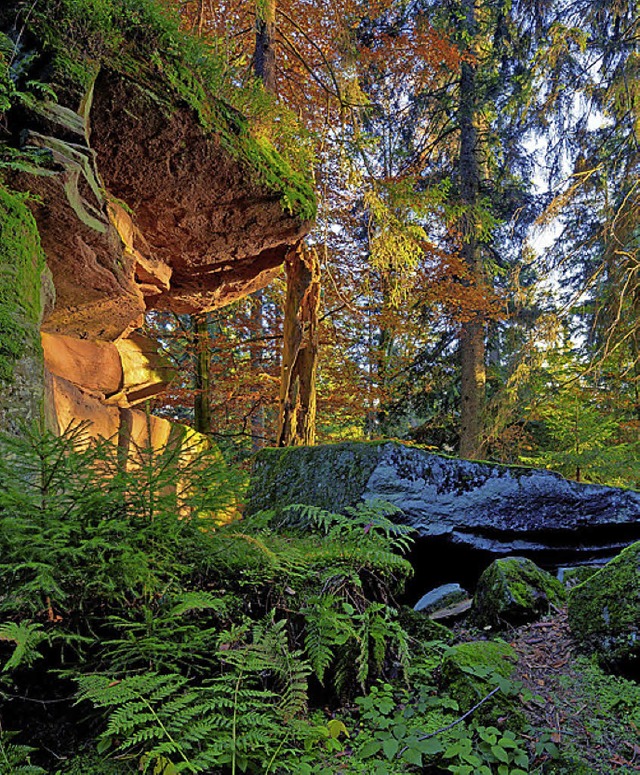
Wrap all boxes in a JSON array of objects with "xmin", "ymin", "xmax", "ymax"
[
  {"xmin": 0, "ymin": 621, "xmax": 47, "ymax": 671},
  {"xmin": 0, "ymin": 729, "xmax": 45, "ymax": 775}
]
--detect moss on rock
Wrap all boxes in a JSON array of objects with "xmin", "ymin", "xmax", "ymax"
[
  {"xmin": 247, "ymin": 441, "xmax": 386, "ymax": 515},
  {"xmin": 0, "ymin": 184, "xmax": 47, "ymax": 432},
  {"xmin": 568, "ymin": 541, "xmax": 640, "ymax": 671},
  {"xmin": 0, "ymin": 185, "xmax": 45, "ymax": 383},
  {"xmin": 473, "ymin": 556, "xmax": 566, "ymax": 628},
  {"xmin": 397, "ymin": 605, "xmax": 455, "ymax": 645},
  {"xmin": 439, "ymin": 639, "xmax": 521, "ymax": 725},
  {"xmin": 1, "ymin": 0, "xmax": 316, "ymax": 220}
]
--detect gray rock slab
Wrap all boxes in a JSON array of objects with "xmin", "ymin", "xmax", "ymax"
[{"xmin": 248, "ymin": 441, "xmax": 640, "ymax": 560}]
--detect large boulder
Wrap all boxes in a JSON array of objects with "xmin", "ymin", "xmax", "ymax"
[
  {"xmin": 568, "ymin": 541, "xmax": 640, "ymax": 670},
  {"xmin": 248, "ymin": 442, "xmax": 640, "ymax": 564},
  {"xmin": 473, "ymin": 557, "xmax": 566, "ymax": 627}
]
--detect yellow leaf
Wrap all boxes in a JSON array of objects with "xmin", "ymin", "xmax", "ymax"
[{"xmin": 327, "ymin": 719, "xmax": 350, "ymax": 739}]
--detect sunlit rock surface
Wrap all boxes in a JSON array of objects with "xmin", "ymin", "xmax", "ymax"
[{"xmin": 1, "ymin": 64, "xmax": 309, "ymax": 444}]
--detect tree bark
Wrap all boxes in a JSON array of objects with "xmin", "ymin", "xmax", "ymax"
[
  {"xmin": 255, "ymin": 0, "xmax": 277, "ymax": 92},
  {"xmin": 277, "ymin": 244, "xmax": 320, "ymax": 446},
  {"xmin": 193, "ymin": 312, "xmax": 212, "ymax": 434},
  {"xmin": 249, "ymin": 290, "xmax": 267, "ymax": 451},
  {"xmin": 457, "ymin": 0, "xmax": 486, "ymax": 460},
  {"xmin": 248, "ymin": 0, "xmax": 278, "ymax": 450}
]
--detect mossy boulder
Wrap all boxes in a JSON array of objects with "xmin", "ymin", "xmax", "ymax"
[
  {"xmin": 398, "ymin": 606, "xmax": 454, "ymax": 645},
  {"xmin": 568, "ymin": 541, "xmax": 640, "ymax": 670},
  {"xmin": 247, "ymin": 441, "xmax": 640, "ymax": 565},
  {"xmin": 473, "ymin": 556, "xmax": 566, "ymax": 628},
  {"xmin": 248, "ymin": 442, "xmax": 385, "ymax": 514},
  {"xmin": 439, "ymin": 639, "xmax": 521, "ymax": 725}
]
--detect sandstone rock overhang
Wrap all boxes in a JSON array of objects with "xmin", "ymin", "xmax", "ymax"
[
  {"xmin": 247, "ymin": 441, "xmax": 640, "ymax": 562},
  {"xmin": 90, "ymin": 73, "xmax": 310, "ymax": 314},
  {"xmin": 0, "ymin": 0, "xmax": 315, "ymax": 441}
]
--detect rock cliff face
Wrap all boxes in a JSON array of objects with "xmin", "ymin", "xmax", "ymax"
[
  {"xmin": 248, "ymin": 442, "xmax": 640, "ymax": 579},
  {"xmin": 0, "ymin": 1, "xmax": 313, "ymax": 445}
]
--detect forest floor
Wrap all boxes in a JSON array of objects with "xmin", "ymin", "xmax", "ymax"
[{"xmin": 495, "ymin": 607, "xmax": 640, "ymax": 773}]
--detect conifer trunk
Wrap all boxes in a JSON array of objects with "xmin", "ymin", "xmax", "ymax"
[
  {"xmin": 249, "ymin": 0, "xmax": 277, "ymax": 450},
  {"xmin": 254, "ymin": 0, "xmax": 321, "ymax": 446},
  {"xmin": 193, "ymin": 313, "xmax": 211, "ymax": 434},
  {"xmin": 277, "ymin": 244, "xmax": 320, "ymax": 446},
  {"xmin": 458, "ymin": 0, "xmax": 486, "ymax": 460},
  {"xmin": 255, "ymin": 0, "xmax": 277, "ymax": 91}
]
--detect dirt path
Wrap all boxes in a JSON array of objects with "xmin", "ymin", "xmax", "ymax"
[{"xmin": 508, "ymin": 608, "xmax": 640, "ymax": 773}]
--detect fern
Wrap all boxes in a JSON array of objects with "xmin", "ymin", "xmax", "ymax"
[
  {"xmin": 77, "ymin": 669, "xmax": 292, "ymax": 773},
  {"xmin": 0, "ymin": 621, "xmax": 47, "ymax": 672},
  {"xmin": 355, "ymin": 603, "xmax": 409, "ymax": 689},
  {"xmin": 219, "ymin": 617, "xmax": 311, "ymax": 720},
  {"xmin": 0, "ymin": 728, "xmax": 45, "ymax": 774},
  {"xmin": 101, "ymin": 591, "xmax": 227, "ymax": 674},
  {"xmin": 302, "ymin": 595, "xmax": 356, "ymax": 685},
  {"xmin": 302, "ymin": 595, "xmax": 409, "ymax": 695}
]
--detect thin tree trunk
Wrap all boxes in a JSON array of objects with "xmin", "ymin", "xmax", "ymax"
[
  {"xmin": 193, "ymin": 313, "xmax": 212, "ymax": 434},
  {"xmin": 277, "ymin": 244, "xmax": 320, "ymax": 446},
  {"xmin": 457, "ymin": 0, "xmax": 486, "ymax": 460},
  {"xmin": 249, "ymin": 291, "xmax": 267, "ymax": 451},
  {"xmin": 255, "ymin": 0, "xmax": 277, "ymax": 91},
  {"xmin": 248, "ymin": 0, "xmax": 277, "ymax": 451}
]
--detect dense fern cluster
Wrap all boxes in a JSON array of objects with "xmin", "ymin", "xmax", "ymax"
[
  {"xmin": 2, "ymin": 425, "xmax": 578, "ymax": 773},
  {"xmin": 0, "ymin": 425, "xmax": 425, "ymax": 773}
]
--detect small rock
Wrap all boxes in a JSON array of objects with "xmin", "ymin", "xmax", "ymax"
[
  {"xmin": 473, "ymin": 556, "xmax": 566, "ymax": 627},
  {"xmin": 413, "ymin": 582, "xmax": 469, "ymax": 614},
  {"xmin": 429, "ymin": 598, "xmax": 473, "ymax": 621}
]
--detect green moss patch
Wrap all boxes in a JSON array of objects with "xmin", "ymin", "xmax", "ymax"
[
  {"xmin": 397, "ymin": 605, "xmax": 455, "ymax": 645},
  {"xmin": 0, "ymin": 184, "xmax": 45, "ymax": 384},
  {"xmin": 440, "ymin": 639, "xmax": 521, "ymax": 726},
  {"xmin": 568, "ymin": 541, "xmax": 640, "ymax": 670},
  {"xmin": 473, "ymin": 556, "xmax": 566, "ymax": 628},
  {"xmin": 247, "ymin": 441, "xmax": 386, "ymax": 515}
]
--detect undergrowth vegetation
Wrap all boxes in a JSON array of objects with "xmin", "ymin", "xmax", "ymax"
[{"xmin": 0, "ymin": 426, "xmax": 588, "ymax": 773}]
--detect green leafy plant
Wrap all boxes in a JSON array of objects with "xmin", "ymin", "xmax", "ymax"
[
  {"xmin": 77, "ymin": 618, "xmax": 313, "ymax": 774},
  {"xmin": 0, "ymin": 621, "xmax": 48, "ymax": 672},
  {"xmin": 441, "ymin": 724, "xmax": 529, "ymax": 774},
  {"xmin": 0, "ymin": 727, "xmax": 45, "ymax": 775}
]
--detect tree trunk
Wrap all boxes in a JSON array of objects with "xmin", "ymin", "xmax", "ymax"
[
  {"xmin": 255, "ymin": 0, "xmax": 277, "ymax": 92},
  {"xmin": 277, "ymin": 244, "xmax": 320, "ymax": 446},
  {"xmin": 457, "ymin": 0, "xmax": 486, "ymax": 460},
  {"xmin": 193, "ymin": 313, "xmax": 212, "ymax": 434}
]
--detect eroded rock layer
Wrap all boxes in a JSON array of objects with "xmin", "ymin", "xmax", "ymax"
[{"xmin": 90, "ymin": 74, "xmax": 309, "ymax": 314}]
